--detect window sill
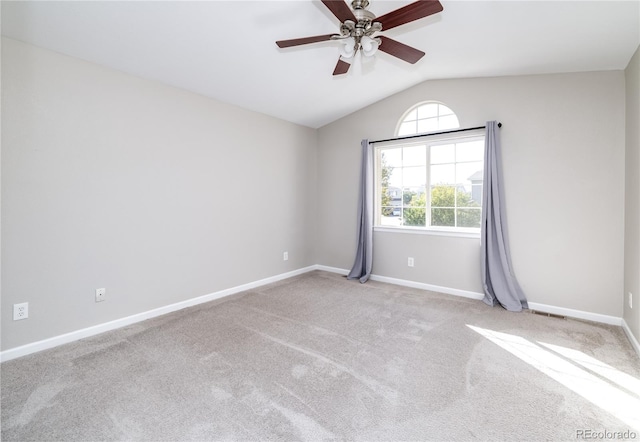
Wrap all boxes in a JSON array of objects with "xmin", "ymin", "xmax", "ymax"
[{"xmin": 374, "ymin": 226, "xmax": 481, "ymax": 239}]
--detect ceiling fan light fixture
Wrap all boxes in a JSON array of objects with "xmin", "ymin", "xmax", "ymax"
[
  {"xmin": 339, "ymin": 37, "xmax": 357, "ymax": 58},
  {"xmin": 361, "ymin": 35, "xmax": 379, "ymax": 56}
]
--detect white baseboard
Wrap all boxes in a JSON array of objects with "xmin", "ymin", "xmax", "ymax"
[
  {"xmin": 527, "ymin": 302, "xmax": 622, "ymax": 326},
  {"xmin": 1, "ymin": 264, "xmax": 633, "ymax": 362},
  {"xmin": 0, "ymin": 266, "xmax": 316, "ymax": 363},
  {"xmin": 369, "ymin": 274, "xmax": 485, "ymax": 300},
  {"xmin": 315, "ymin": 265, "xmax": 485, "ymax": 300},
  {"xmin": 314, "ymin": 265, "xmax": 349, "ymax": 276},
  {"xmin": 622, "ymin": 319, "xmax": 640, "ymax": 358}
]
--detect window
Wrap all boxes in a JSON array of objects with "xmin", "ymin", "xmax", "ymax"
[
  {"xmin": 376, "ymin": 102, "xmax": 484, "ymax": 233},
  {"xmin": 397, "ymin": 102, "xmax": 459, "ymax": 136}
]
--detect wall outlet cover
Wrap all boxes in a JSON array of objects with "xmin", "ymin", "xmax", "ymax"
[
  {"xmin": 13, "ymin": 303, "xmax": 29, "ymax": 321},
  {"xmin": 96, "ymin": 288, "xmax": 106, "ymax": 302}
]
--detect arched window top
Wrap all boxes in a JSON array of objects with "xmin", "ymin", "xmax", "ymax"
[{"xmin": 396, "ymin": 102, "xmax": 460, "ymax": 137}]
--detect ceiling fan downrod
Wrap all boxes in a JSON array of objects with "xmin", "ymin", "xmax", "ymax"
[{"xmin": 351, "ymin": 0, "xmax": 369, "ymax": 9}]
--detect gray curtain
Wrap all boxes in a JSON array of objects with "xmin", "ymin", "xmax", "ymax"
[
  {"xmin": 347, "ymin": 139, "xmax": 374, "ymax": 283},
  {"xmin": 481, "ymin": 121, "xmax": 528, "ymax": 311}
]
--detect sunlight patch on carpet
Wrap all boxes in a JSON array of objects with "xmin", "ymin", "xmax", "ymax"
[{"xmin": 467, "ymin": 325, "xmax": 640, "ymax": 432}]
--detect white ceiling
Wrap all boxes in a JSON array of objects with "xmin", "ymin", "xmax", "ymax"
[{"xmin": 2, "ymin": 1, "xmax": 639, "ymax": 128}]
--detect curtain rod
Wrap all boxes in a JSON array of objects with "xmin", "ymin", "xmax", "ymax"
[{"xmin": 370, "ymin": 123, "xmax": 502, "ymax": 144}]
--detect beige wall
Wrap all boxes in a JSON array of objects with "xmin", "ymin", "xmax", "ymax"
[
  {"xmin": 1, "ymin": 38, "xmax": 317, "ymax": 350},
  {"xmin": 317, "ymin": 71, "xmax": 626, "ymax": 317},
  {"xmin": 624, "ymin": 46, "xmax": 640, "ymax": 342}
]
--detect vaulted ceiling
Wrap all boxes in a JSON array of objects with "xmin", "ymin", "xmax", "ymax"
[{"xmin": 2, "ymin": 1, "xmax": 639, "ymax": 128}]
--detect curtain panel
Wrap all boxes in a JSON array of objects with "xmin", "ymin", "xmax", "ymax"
[
  {"xmin": 347, "ymin": 139, "xmax": 374, "ymax": 283},
  {"xmin": 481, "ymin": 121, "xmax": 528, "ymax": 311}
]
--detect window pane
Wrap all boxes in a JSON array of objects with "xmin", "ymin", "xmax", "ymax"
[
  {"xmin": 417, "ymin": 118, "xmax": 439, "ymax": 134},
  {"xmin": 398, "ymin": 121, "xmax": 417, "ymax": 136},
  {"xmin": 456, "ymin": 188, "xmax": 479, "ymax": 207},
  {"xmin": 403, "ymin": 166, "xmax": 426, "ymax": 188},
  {"xmin": 431, "ymin": 208, "xmax": 455, "ymax": 226},
  {"xmin": 381, "ymin": 204, "xmax": 394, "ymax": 216},
  {"xmin": 417, "ymin": 103, "xmax": 438, "ymax": 119},
  {"xmin": 431, "ymin": 164, "xmax": 455, "ymax": 185},
  {"xmin": 438, "ymin": 115, "xmax": 459, "ymax": 130},
  {"xmin": 456, "ymin": 162, "xmax": 483, "ymax": 185},
  {"xmin": 457, "ymin": 209, "xmax": 481, "ymax": 228},
  {"xmin": 404, "ymin": 108, "xmax": 417, "ymax": 121},
  {"xmin": 457, "ymin": 140, "xmax": 484, "ymax": 162},
  {"xmin": 380, "ymin": 179, "xmax": 396, "ymax": 214},
  {"xmin": 437, "ymin": 104, "xmax": 455, "ymax": 117},
  {"xmin": 387, "ymin": 187, "xmax": 401, "ymax": 199},
  {"xmin": 404, "ymin": 188, "xmax": 426, "ymax": 206},
  {"xmin": 470, "ymin": 184, "xmax": 483, "ymax": 205},
  {"xmin": 381, "ymin": 148, "xmax": 402, "ymax": 167},
  {"xmin": 402, "ymin": 145, "xmax": 426, "ymax": 166},
  {"xmin": 380, "ymin": 210, "xmax": 403, "ymax": 227},
  {"xmin": 403, "ymin": 207, "xmax": 426, "ymax": 227},
  {"xmin": 387, "ymin": 167, "xmax": 402, "ymax": 188},
  {"xmin": 431, "ymin": 144, "xmax": 455, "ymax": 164},
  {"xmin": 431, "ymin": 185, "xmax": 455, "ymax": 208}
]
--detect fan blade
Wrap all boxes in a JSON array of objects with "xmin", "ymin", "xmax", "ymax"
[
  {"xmin": 321, "ymin": 0, "xmax": 357, "ymax": 23},
  {"xmin": 376, "ymin": 0, "xmax": 443, "ymax": 31},
  {"xmin": 276, "ymin": 34, "xmax": 336, "ymax": 48},
  {"xmin": 378, "ymin": 36, "xmax": 425, "ymax": 64},
  {"xmin": 333, "ymin": 58, "xmax": 352, "ymax": 76}
]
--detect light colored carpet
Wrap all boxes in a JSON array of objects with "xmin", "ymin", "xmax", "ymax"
[{"xmin": 2, "ymin": 270, "xmax": 639, "ymax": 441}]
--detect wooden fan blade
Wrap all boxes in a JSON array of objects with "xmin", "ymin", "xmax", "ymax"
[
  {"xmin": 276, "ymin": 34, "xmax": 336, "ymax": 48},
  {"xmin": 378, "ymin": 36, "xmax": 425, "ymax": 64},
  {"xmin": 376, "ymin": 0, "xmax": 443, "ymax": 31},
  {"xmin": 333, "ymin": 58, "xmax": 352, "ymax": 76},
  {"xmin": 321, "ymin": 0, "xmax": 357, "ymax": 23}
]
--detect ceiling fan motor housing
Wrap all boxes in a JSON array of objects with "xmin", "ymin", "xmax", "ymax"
[
  {"xmin": 340, "ymin": 7, "xmax": 381, "ymax": 39},
  {"xmin": 354, "ymin": 1, "xmax": 379, "ymax": 34}
]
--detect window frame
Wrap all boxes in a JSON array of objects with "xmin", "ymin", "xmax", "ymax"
[
  {"xmin": 395, "ymin": 102, "xmax": 460, "ymax": 137},
  {"xmin": 374, "ymin": 130, "xmax": 485, "ymax": 237}
]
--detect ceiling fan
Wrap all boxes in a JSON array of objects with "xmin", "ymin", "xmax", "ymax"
[{"xmin": 276, "ymin": 0, "xmax": 443, "ymax": 76}]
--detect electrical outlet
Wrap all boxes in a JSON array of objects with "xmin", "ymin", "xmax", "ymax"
[
  {"xmin": 95, "ymin": 288, "xmax": 106, "ymax": 302},
  {"xmin": 408, "ymin": 257, "xmax": 414, "ymax": 267},
  {"xmin": 13, "ymin": 303, "xmax": 28, "ymax": 321},
  {"xmin": 283, "ymin": 251, "xmax": 288, "ymax": 261},
  {"xmin": 630, "ymin": 292, "xmax": 633, "ymax": 309}
]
